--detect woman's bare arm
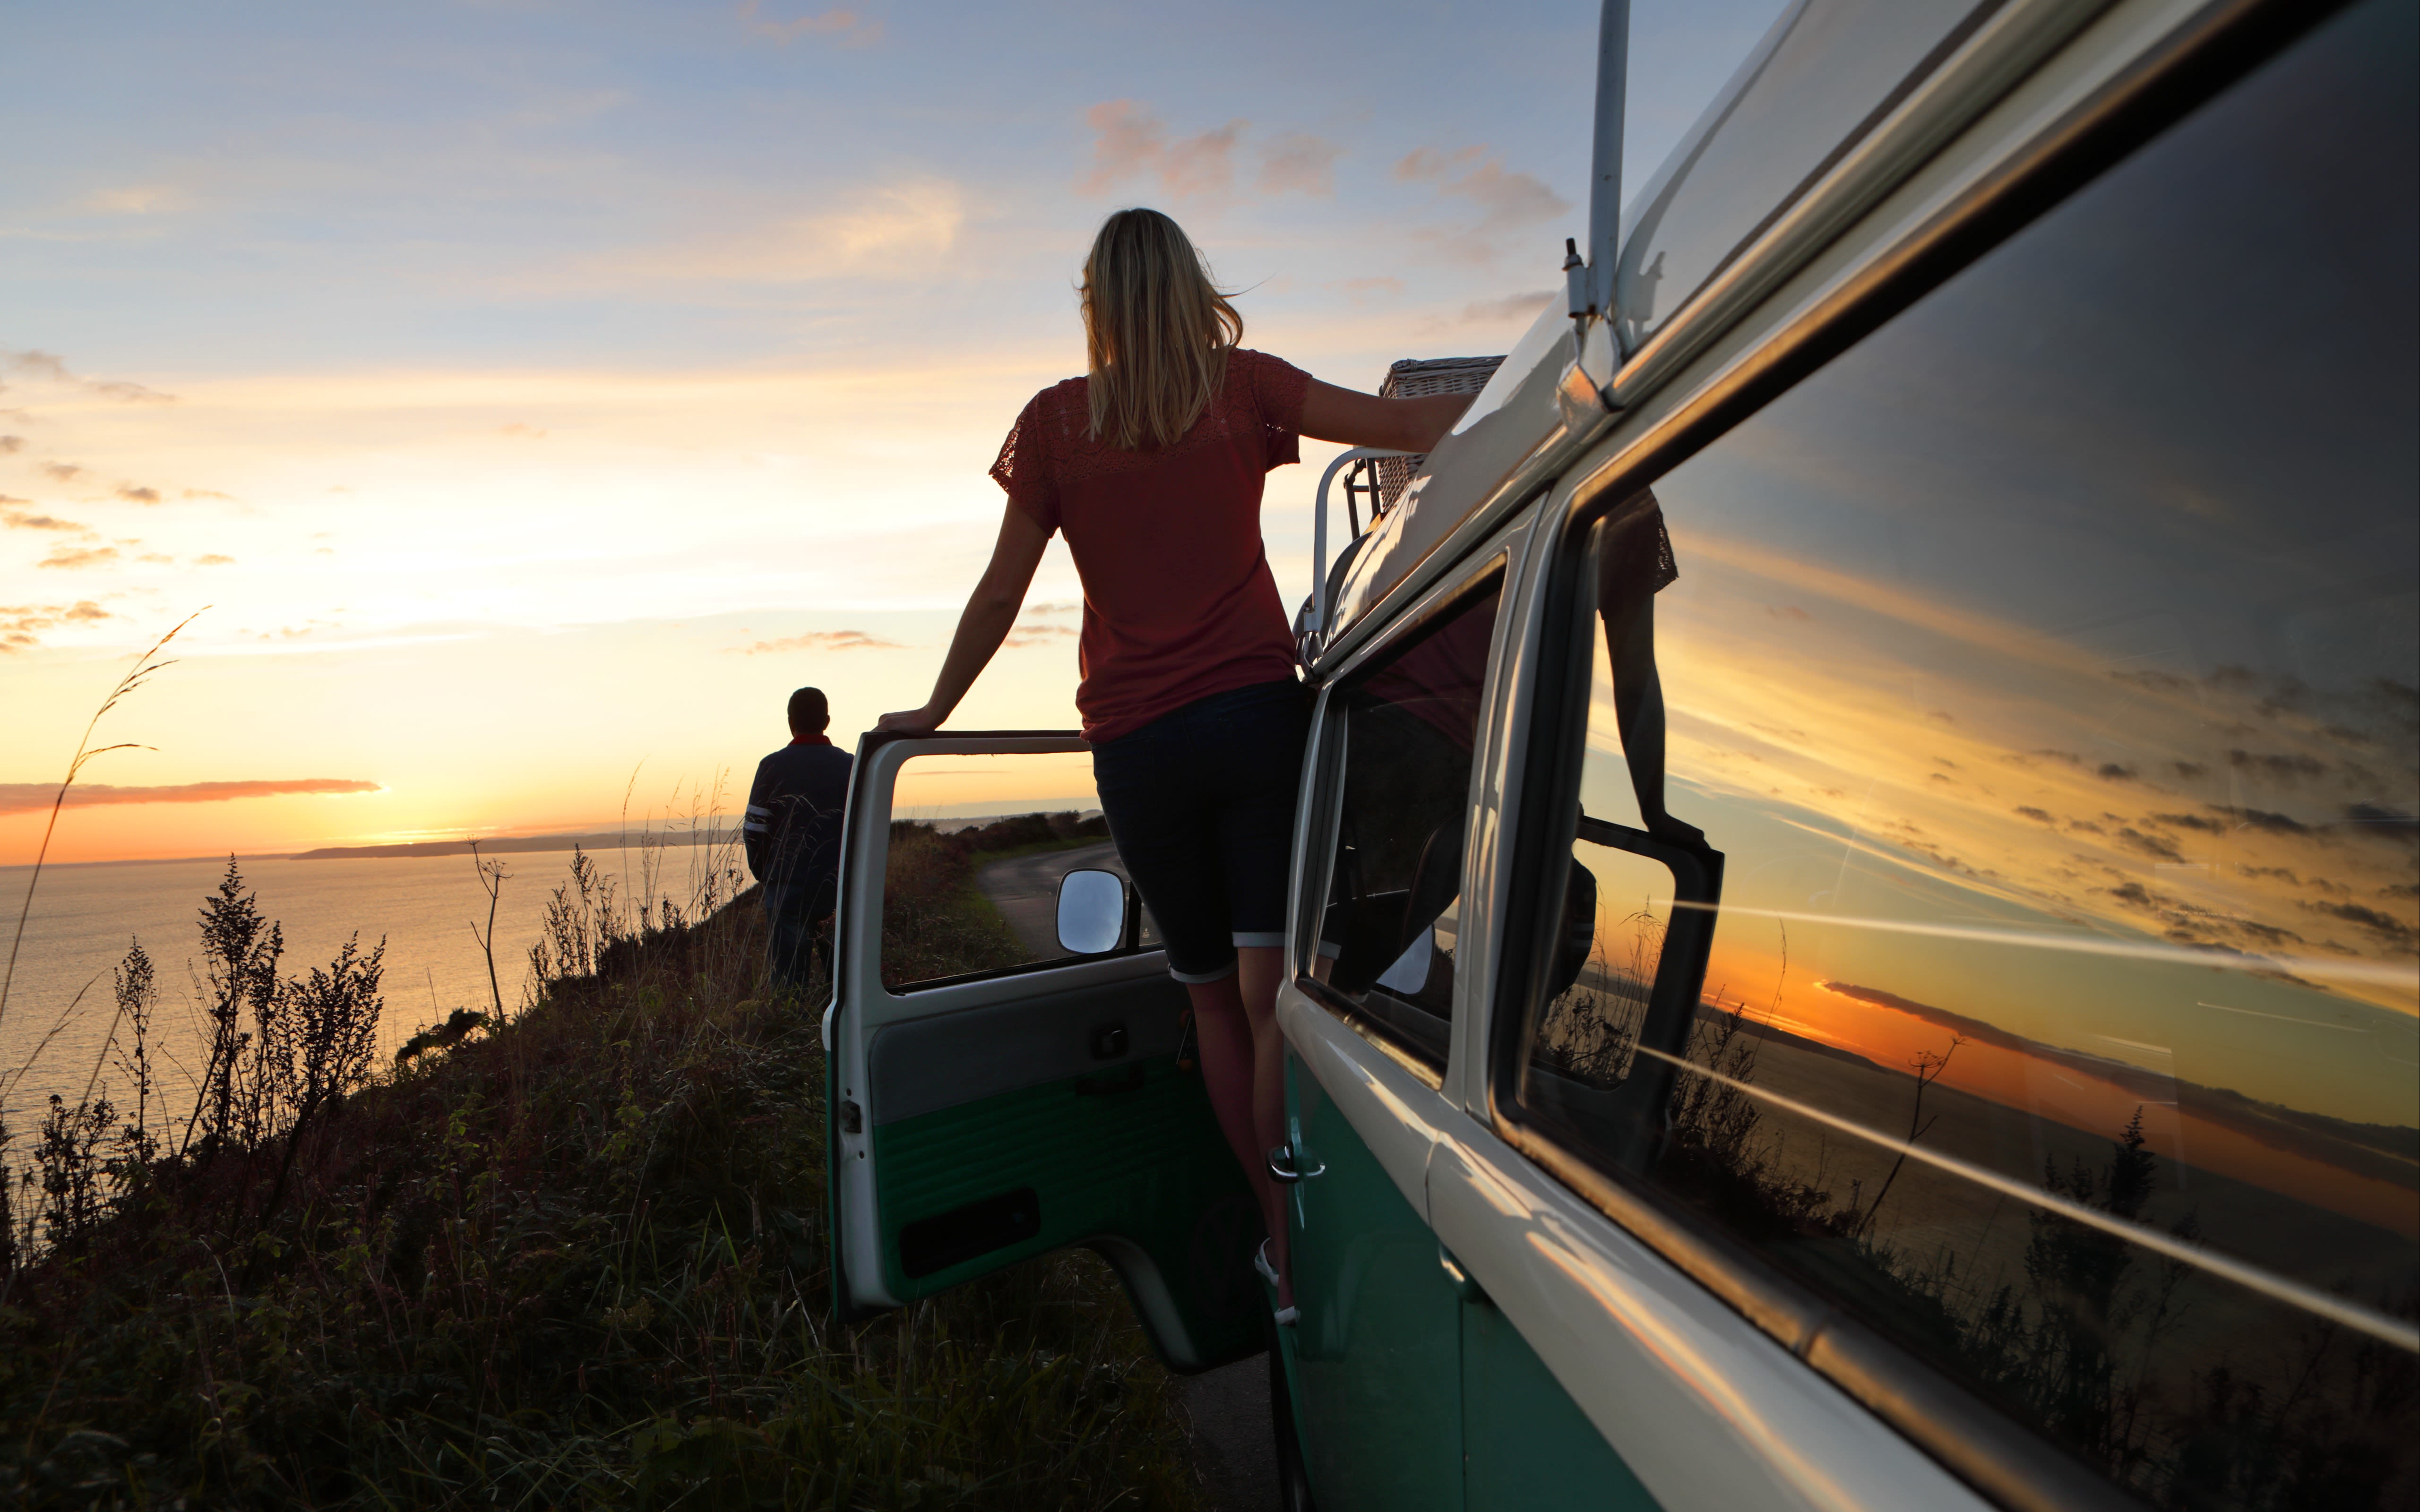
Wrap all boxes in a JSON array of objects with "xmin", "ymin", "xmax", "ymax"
[
  {"xmin": 1298, "ymin": 379, "xmax": 1474, "ymax": 453},
  {"xmin": 875, "ymin": 503, "xmax": 1052, "ymax": 734}
]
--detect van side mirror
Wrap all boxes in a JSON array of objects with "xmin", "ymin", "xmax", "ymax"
[{"xmin": 1056, "ymin": 868, "xmax": 1128, "ymax": 955}]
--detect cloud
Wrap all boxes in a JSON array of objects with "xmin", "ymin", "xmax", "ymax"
[
  {"xmin": 599, "ymin": 178, "xmax": 963, "ymax": 284},
  {"xmin": 736, "ymin": 0, "xmax": 881, "ymax": 46},
  {"xmin": 0, "ymin": 435, "xmax": 19, "ymax": 453},
  {"xmin": 2112, "ymin": 825, "xmax": 2186, "ymax": 863},
  {"xmin": 1000, "ymin": 600, "xmax": 1079, "ymax": 648},
  {"xmin": 37, "ymin": 545, "xmax": 118, "ymax": 569},
  {"xmin": 117, "ymin": 484, "xmax": 160, "ymax": 503},
  {"xmin": 182, "ymin": 488, "xmax": 235, "ymax": 501},
  {"xmin": 2213, "ymin": 805, "xmax": 2309, "ymax": 835},
  {"xmin": 42, "ymin": 462, "xmax": 83, "ymax": 481},
  {"xmin": 1082, "ymin": 101, "xmax": 1166, "ymax": 193},
  {"xmin": 1462, "ymin": 290, "xmax": 1554, "ymax": 324},
  {"xmin": 1257, "ymin": 133, "xmax": 1343, "ymax": 197},
  {"xmin": 2228, "ymin": 747, "xmax": 2328, "ymax": 784},
  {"xmin": 735, "ymin": 630, "xmax": 901, "ymax": 654},
  {"xmin": 499, "ymin": 423, "xmax": 546, "ymax": 439},
  {"xmin": 0, "ymin": 600, "xmax": 110, "ymax": 651},
  {"xmin": 194, "ymin": 553, "xmax": 235, "ymax": 566},
  {"xmin": 1395, "ymin": 146, "xmax": 1570, "ymax": 261},
  {"xmin": 1163, "ymin": 120, "xmax": 1244, "ymax": 198},
  {"xmin": 2299, "ymin": 899, "xmax": 2417, "ymax": 950},
  {"xmin": 0, "ymin": 778, "xmax": 383, "ymax": 816},
  {"xmin": 8, "ymin": 351, "xmax": 72, "ymax": 382},
  {"xmin": 1080, "ymin": 101, "xmax": 1247, "ymax": 201},
  {"xmin": 85, "ymin": 183, "xmax": 191, "ymax": 215},
  {"xmin": 2, "ymin": 504, "xmax": 84, "ymax": 531},
  {"xmin": 4, "ymin": 349, "xmax": 176, "ymax": 404},
  {"xmin": 1339, "ymin": 275, "xmax": 1403, "ymax": 304}
]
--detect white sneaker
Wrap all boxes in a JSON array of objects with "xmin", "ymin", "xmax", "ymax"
[{"xmin": 1273, "ymin": 1304, "xmax": 1299, "ymax": 1326}]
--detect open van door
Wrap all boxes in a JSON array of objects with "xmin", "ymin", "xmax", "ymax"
[{"xmin": 824, "ymin": 730, "xmax": 1265, "ymax": 1371}]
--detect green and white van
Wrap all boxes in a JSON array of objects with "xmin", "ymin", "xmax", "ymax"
[{"xmin": 825, "ymin": 0, "xmax": 2419, "ymax": 1506}]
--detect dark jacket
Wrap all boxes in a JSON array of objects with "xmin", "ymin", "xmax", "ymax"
[{"xmin": 746, "ymin": 738, "xmax": 854, "ymax": 918}]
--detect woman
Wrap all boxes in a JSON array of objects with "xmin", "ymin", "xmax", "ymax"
[{"xmin": 877, "ymin": 208, "xmax": 1470, "ymax": 1315}]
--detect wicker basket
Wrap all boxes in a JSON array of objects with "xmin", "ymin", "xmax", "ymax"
[{"xmin": 1373, "ymin": 354, "xmax": 1506, "ymax": 507}]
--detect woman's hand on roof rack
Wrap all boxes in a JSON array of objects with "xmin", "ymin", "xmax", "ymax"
[
  {"xmin": 875, "ymin": 703, "xmax": 945, "ymax": 735},
  {"xmin": 1300, "ymin": 379, "xmax": 1475, "ymax": 454}
]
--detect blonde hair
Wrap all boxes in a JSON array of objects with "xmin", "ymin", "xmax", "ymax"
[{"xmin": 1081, "ymin": 209, "xmax": 1244, "ymax": 450}]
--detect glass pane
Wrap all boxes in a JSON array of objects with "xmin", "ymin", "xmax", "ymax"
[
  {"xmin": 1617, "ymin": 0, "xmax": 1986, "ymax": 348},
  {"xmin": 882, "ymin": 751, "xmax": 1154, "ymax": 989},
  {"xmin": 1314, "ymin": 581, "xmax": 1504, "ymax": 1065},
  {"xmin": 1559, "ymin": 3, "xmax": 2419, "ymax": 1503},
  {"xmin": 1524, "ymin": 831, "xmax": 1674, "ymax": 1097}
]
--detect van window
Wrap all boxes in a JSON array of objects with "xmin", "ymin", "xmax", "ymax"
[
  {"xmin": 881, "ymin": 751, "xmax": 1153, "ymax": 989},
  {"xmin": 1509, "ymin": 1, "xmax": 2418, "ymax": 1503},
  {"xmin": 1307, "ymin": 572, "xmax": 1505, "ymax": 1070}
]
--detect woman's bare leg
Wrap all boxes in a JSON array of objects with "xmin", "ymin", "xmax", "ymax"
[
  {"xmin": 1184, "ymin": 971, "xmax": 1287, "ymax": 1304},
  {"xmin": 1237, "ymin": 945, "xmax": 1291, "ymax": 1304}
]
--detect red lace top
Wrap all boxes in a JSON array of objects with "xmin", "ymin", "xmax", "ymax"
[{"xmin": 991, "ymin": 348, "xmax": 1310, "ymax": 743}]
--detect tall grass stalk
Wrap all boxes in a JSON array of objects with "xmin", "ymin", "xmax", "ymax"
[{"xmin": 0, "ymin": 611, "xmax": 201, "ymax": 1041}]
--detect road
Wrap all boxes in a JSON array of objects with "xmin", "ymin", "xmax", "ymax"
[
  {"xmin": 1177, "ymin": 1358, "xmax": 1278, "ymax": 1509},
  {"xmin": 971, "ymin": 841, "xmax": 1280, "ymax": 1508},
  {"xmin": 973, "ymin": 840, "xmax": 1128, "ymax": 956}
]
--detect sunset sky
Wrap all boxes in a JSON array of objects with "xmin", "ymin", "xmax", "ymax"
[{"xmin": 2, "ymin": 0, "xmax": 1791, "ymax": 865}]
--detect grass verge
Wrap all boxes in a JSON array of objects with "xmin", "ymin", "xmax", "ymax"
[{"xmin": 0, "ymin": 843, "xmax": 1203, "ymax": 1511}]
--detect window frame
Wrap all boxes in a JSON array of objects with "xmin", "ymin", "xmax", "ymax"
[
  {"xmin": 1294, "ymin": 553, "xmax": 1512, "ymax": 1088},
  {"xmin": 867, "ymin": 738, "xmax": 1161, "ymax": 997},
  {"xmin": 1475, "ymin": 0, "xmax": 2369, "ymax": 1507}
]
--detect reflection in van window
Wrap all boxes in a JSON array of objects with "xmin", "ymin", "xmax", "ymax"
[
  {"xmin": 1616, "ymin": 0, "xmax": 1988, "ymax": 348},
  {"xmin": 1311, "ymin": 577, "xmax": 1504, "ymax": 1067},
  {"xmin": 1525, "ymin": 2, "xmax": 2418, "ymax": 1503},
  {"xmin": 881, "ymin": 751, "xmax": 1153, "ymax": 989}
]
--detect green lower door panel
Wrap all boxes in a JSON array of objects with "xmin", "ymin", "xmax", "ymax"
[
  {"xmin": 1463, "ymin": 1299, "xmax": 1658, "ymax": 1511},
  {"xmin": 872, "ymin": 1054, "xmax": 1263, "ymax": 1365},
  {"xmin": 1287, "ymin": 1047, "xmax": 1462, "ymax": 1512}
]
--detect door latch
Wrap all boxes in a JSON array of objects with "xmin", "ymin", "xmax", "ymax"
[
  {"xmin": 1266, "ymin": 1143, "xmax": 1326, "ymax": 1185},
  {"xmin": 839, "ymin": 1100, "xmax": 862, "ymax": 1135},
  {"xmin": 1439, "ymin": 1243, "xmax": 1490, "ymax": 1306}
]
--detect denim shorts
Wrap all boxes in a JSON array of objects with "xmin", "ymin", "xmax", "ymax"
[{"xmin": 1092, "ymin": 678, "xmax": 1314, "ymax": 983}]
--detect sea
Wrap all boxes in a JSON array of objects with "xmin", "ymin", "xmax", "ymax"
[{"xmin": 0, "ymin": 845, "xmax": 701, "ymax": 1146}]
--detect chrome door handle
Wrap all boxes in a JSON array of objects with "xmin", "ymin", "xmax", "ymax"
[
  {"xmin": 1439, "ymin": 1244, "xmax": 1490, "ymax": 1306},
  {"xmin": 1267, "ymin": 1143, "xmax": 1326, "ymax": 1184}
]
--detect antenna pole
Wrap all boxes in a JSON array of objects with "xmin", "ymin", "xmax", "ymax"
[{"xmin": 1588, "ymin": 0, "xmax": 1631, "ymax": 321}]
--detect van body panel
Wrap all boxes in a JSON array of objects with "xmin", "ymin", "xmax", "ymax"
[
  {"xmin": 1612, "ymin": 0, "xmax": 2014, "ymax": 352},
  {"xmin": 1461, "ymin": 1296, "xmax": 1659, "ymax": 1512},
  {"xmin": 1427, "ymin": 1116, "xmax": 1995, "ymax": 1512},
  {"xmin": 1326, "ymin": 317, "xmax": 1606, "ymax": 658},
  {"xmin": 1593, "ymin": 0, "xmax": 2214, "ymax": 458},
  {"xmin": 1285, "ymin": 1037, "xmax": 1463, "ymax": 1512},
  {"xmin": 1276, "ymin": 986, "xmax": 1443, "ymax": 1222}
]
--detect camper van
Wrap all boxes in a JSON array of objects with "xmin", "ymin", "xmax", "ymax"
[{"xmin": 823, "ymin": 0, "xmax": 2419, "ymax": 1506}]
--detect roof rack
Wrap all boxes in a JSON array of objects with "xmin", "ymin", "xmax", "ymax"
[{"xmin": 1295, "ymin": 354, "xmax": 1507, "ymax": 664}]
